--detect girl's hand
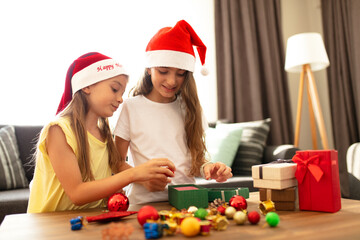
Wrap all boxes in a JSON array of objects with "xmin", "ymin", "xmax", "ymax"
[
  {"xmin": 133, "ymin": 158, "xmax": 176, "ymax": 190},
  {"xmin": 203, "ymin": 162, "xmax": 233, "ymax": 182},
  {"xmin": 140, "ymin": 179, "xmax": 170, "ymax": 192}
]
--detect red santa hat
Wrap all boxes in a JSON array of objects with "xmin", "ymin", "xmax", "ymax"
[
  {"xmin": 56, "ymin": 52, "xmax": 128, "ymax": 114},
  {"xmin": 145, "ymin": 20, "xmax": 208, "ymax": 75}
]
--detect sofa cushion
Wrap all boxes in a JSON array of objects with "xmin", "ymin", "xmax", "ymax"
[
  {"xmin": 205, "ymin": 126, "xmax": 243, "ymax": 167},
  {"xmin": 0, "ymin": 188, "xmax": 30, "ymax": 223},
  {"xmin": 216, "ymin": 118, "xmax": 271, "ymax": 176},
  {"xmin": 0, "ymin": 126, "xmax": 29, "ymax": 190},
  {"xmin": 13, "ymin": 125, "xmax": 42, "ymax": 182}
]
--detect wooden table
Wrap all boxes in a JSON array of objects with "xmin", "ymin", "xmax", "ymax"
[{"xmin": 1, "ymin": 192, "xmax": 360, "ymax": 240}]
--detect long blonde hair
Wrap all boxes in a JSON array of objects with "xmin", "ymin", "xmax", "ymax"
[
  {"xmin": 132, "ymin": 70, "xmax": 207, "ymax": 176},
  {"xmin": 59, "ymin": 91, "xmax": 121, "ymax": 181}
]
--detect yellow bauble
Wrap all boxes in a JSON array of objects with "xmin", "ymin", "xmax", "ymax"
[
  {"xmin": 233, "ymin": 211, "xmax": 247, "ymax": 225},
  {"xmin": 180, "ymin": 217, "xmax": 201, "ymax": 237}
]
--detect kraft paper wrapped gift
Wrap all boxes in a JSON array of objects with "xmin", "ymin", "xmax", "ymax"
[
  {"xmin": 274, "ymin": 201, "xmax": 296, "ymax": 211},
  {"xmin": 259, "ymin": 187, "xmax": 296, "ymax": 202},
  {"xmin": 252, "ymin": 162, "xmax": 297, "ymax": 190},
  {"xmin": 168, "ymin": 184, "xmax": 208, "ymax": 210},
  {"xmin": 260, "ymin": 187, "xmax": 298, "ymax": 211},
  {"xmin": 292, "ymin": 150, "xmax": 341, "ymax": 213}
]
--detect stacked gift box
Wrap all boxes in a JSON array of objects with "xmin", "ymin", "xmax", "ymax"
[
  {"xmin": 259, "ymin": 187, "xmax": 297, "ymax": 210},
  {"xmin": 252, "ymin": 161, "xmax": 298, "ymax": 211}
]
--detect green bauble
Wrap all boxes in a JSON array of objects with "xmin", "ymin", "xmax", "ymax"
[
  {"xmin": 265, "ymin": 212, "xmax": 280, "ymax": 227},
  {"xmin": 194, "ymin": 208, "xmax": 208, "ymax": 220}
]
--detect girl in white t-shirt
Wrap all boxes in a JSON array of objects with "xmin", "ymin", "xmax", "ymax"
[{"xmin": 114, "ymin": 20, "xmax": 232, "ymax": 204}]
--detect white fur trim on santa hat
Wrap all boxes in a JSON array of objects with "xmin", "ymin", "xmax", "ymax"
[
  {"xmin": 71, "ymin": 59, "xmax": 128, "ymax": 95},
  {"xmin": 145, "ymin": 50, "xmax": 196, "ymax": 72}
]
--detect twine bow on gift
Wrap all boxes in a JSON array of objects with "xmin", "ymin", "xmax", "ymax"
[{"xmin": 292, "ymin": 154, "xmax": 324, "ymax": 184}]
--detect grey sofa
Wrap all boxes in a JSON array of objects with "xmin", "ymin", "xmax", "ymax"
[
  {"xmin": 0, "ymin": 125, "xmax": 42, "ymax": 224},
  {"xmin": 0, "ymin": 124, "xmax": 298, "ymax": 224}
]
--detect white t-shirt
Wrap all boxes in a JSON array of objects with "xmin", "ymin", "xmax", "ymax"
[{"xmin": 114, "ymin": 95, "xmax": 196, "ymax": 204}]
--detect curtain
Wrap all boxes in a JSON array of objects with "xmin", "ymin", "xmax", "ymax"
[
  {"xmin": 214, "ymin": 0, "xmax": 293, "ymax": 145},
  {"xmin": 321, "ymin": 0, "xmax": 360, "ymax": 198}
]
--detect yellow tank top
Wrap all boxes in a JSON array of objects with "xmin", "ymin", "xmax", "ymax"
[{"xmin": 27, "ymin": 117, "xmax": 112, "ymax": 213}]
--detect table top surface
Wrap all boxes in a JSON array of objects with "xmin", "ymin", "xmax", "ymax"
[{"xmin": 1, "ymin": 192, "xmax": 360, "ymax": 240}]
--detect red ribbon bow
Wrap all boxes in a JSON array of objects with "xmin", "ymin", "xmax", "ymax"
[{"xmin": 292, "ymin": 154, "xmax": 324, "ymax": 184}]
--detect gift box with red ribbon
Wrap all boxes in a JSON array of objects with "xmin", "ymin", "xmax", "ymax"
[{"xmin": 292, "ymin": 150, "xmax": 341, "ymax": 213}]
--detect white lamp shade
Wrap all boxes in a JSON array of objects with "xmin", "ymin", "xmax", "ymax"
[{"xmin": 284, "ymin": 32, "xmax": 330, "ymax": 73}]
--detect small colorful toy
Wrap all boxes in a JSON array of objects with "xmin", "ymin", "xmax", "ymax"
[
  {"xmin": 70, "ymin": 216, "xmax": 85, "ymax": 231},
  {"xmin": 259, "ymin": 200, "xmax": 276, "ymax": 215},
  {"xmin": 199, "ymin": 220, "xmax": 211, "ymax": 235},
  {"xmin": 143, "ymin": 222, "xmax": 165, "ymax": 239},
  {"xmin": 211, "ymin": 215, "xmax": 229, "ymax": 231}
]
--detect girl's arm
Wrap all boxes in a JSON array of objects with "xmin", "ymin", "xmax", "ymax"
[
  {"xmin": 115, "ymin": 135, "xmax": 173, "ymax": 191},
  {"xmin": 114, "ymin": 136, "xmax": 132, "ymax": 172},
  {"xmin": 47, "ymin": 125, "xmax": 174, "ymax": 206}
]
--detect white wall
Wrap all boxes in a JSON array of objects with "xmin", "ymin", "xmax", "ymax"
[
  {"xmin": 281, "ymin": 0, "xmax": 334, "ymax": 149},
  {"xmin": 0, "ymin": 0, "xmax": 218, "ymax": 126}
]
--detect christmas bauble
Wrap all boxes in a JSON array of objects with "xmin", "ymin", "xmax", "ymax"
[
  {"xmin": 225, "ymin": 206, "xmax": 237, "ymax": 219},
  {"xmin": 229, "ymin": 195, "xmax": 247, "ymax": 211},
  {"xmin": 137, "ymin": 205, "xmax": 159, "ymax": 227},
  {"xmin": 217, "ymin": 205, "xmax": 226, "ymax": 215},
  {"xmin": 233, "ymin": 211, "xmax": 247, "ymax": 225},
  {"xmin": 107, "ymin": 193, "xmax": 129, "ymax": 212},
  {"xmin": 181, "ymin": 217, "xmax": 200, "ymax": 237},
  {"xmin": 194, "ymin": 208, "xmax": 208, "ymax": 220},
  {"xmin": 266, "ymin": 212, "xmax": 280, "ymax": 227},
  {"xmin": 187, "ymin": 206, "xmax": 198, "ymax": 213},
  {"xmin": 247, "ymin": 211, "xmax": 260, "ymax": 225}
]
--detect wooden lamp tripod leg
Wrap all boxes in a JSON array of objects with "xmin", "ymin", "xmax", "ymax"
[
  {"xmin": 307, "ymin": 76, "xmax": 318, "ymax": 149},
  {"xmin": 294, "ymin": 65, "xmax": 306, "ymax": 148},
  {"xmin": 305, "ymin": 64, "xmax": 329, "ymax": 149}
]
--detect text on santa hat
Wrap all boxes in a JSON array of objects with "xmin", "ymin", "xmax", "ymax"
[{"xmin": 97, "ymin": 63, "xmax": 123, "ymax": 72}]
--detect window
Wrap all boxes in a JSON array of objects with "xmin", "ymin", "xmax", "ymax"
[{"xmin": 0, "ymin": 0, "xmax": 217, "ymax": 126}]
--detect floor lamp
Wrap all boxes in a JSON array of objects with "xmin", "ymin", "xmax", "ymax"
[{"xmin": 285, "ymin": 33, "xmax": 330, "ymax": 150}]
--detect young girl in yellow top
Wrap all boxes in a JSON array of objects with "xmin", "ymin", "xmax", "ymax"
[
  {"xmin": 27, "ymin": 52, "xmax": 175, "ymax": 213},
  {"xmin": 114, "ymin": 20, "xmax": 233, "ymax": 204}
]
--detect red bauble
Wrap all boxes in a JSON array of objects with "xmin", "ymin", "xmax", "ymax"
[
  {"xmin": 229, "ymin": 195, "xmax": 247, "ymax": 211},
  {"xmin": 107, "ymin": 193, "xmax": 129, "ymax": 212},
  {"xmin": 137, "ymin": 205, "xmax": 159, "ymax": 227},
  {"xmin": 217, "ymin": 205, "xmax": 226, "ymax": 215},
  {"xmin": 248, "ymin": 211, "xmax": 260, "ymax": 225}
]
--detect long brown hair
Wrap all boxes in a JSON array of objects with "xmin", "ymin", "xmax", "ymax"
[
  {"xmin": 59, "ymin": 91, "xmax": 121, "ymax": 181},
  {"xmin": 132, "ymin": 69, "xmax": 207, "ymax": 176}
]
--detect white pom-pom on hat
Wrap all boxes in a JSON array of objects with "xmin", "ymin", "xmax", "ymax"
[{"xmin": 201, "ymin": 65, "xmax": 209, "ymax": 76}]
